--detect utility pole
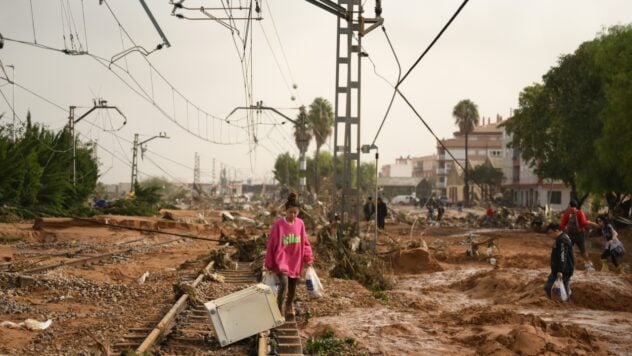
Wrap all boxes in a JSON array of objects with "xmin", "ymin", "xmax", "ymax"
[
  {"xmin": 297, "ymin": 105, "xmax": 309, "ymax": 195},
  {"xmin": 69, "ymin": 99, "xmax": 126, "ymax": 186},
  {"xmin": 131, "ymin": 134, "xmax": 139, "ymax": 190},
  {"xmin": 212, "ymin": 158, "xmax": 216, "ymax": 184},
  {"xmin": 193, "ymin": 152, "xmax": 200, "ymax": 197},
  {"xmin": 130, "ymin": 131, "xmax": 169, "ymax": 190},
  {"xmin": 226, "ymin": 101, "xmax": 305, "ymax": 192},
  {"xmin": 361, "ymin": 143, "xmax": 379, "ymax": 250},
  {"xmin": 310, "ymin": 0, "xmax": 382, "ymax": 230}
]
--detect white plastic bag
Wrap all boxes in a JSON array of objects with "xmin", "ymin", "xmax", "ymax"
[
  {"xmin": 305, "ymin": 266, "xmax": 324, "ymax": 298},
  {"xmin": 262, "ymin": 271, "xmax": 280, "ymax": 295},
  {"xmin": 550, "ymin": 272, "xmax": 568, "ymax": 302}
]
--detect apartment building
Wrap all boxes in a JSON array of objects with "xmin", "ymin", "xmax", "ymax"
[{"xmin": 436, "ymin": 116, "xmax": 505, "ymax": 202}]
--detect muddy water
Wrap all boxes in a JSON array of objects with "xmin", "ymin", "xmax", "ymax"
[
  {"xmin": 308, "ymin": 269, "xmax": 490, "ymax": 355},
  {"xmin": 309, "ymin": 267, "xmax": 632, "ymax": 355}
]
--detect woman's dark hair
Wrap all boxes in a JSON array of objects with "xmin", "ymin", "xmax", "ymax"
[
  {"xmin": 285, "ymin": 192, "xmax": 300, "ymax": 209},
  {"xmin": 596, "ymin": 215, "xmax": 609, "ymax": 225},
  {"xmin": 569, "ymin": 199, "xmax": 578, "ymax": 208}
]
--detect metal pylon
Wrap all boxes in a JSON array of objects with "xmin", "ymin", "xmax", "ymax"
[{"xmin": 333, "ymin": 0, "xmax": 362, "ymax": 229}]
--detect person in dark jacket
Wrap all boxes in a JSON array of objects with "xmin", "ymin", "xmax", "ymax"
[
  {"xmin": 560, "ymin": 199, "xmax": 593, "ymax": 269},
  {"xmin": 363, "ymin": 197, "xmax": 375, "ymax": 222},
  {"xmin": 376, "ymin": 197, "xmax": 387, "ymax": 230},
  {"xmin": 596, "ymin": 215, "xmax": 625, "ymax": 273},
  {"xmin": 544, "ymin": 223, "xmax": 575, "ymax": 298}
]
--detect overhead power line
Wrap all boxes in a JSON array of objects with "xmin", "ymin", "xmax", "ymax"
[{"xmin": 397, "ymin": 0, "xmax": 470, "ymax": 87}]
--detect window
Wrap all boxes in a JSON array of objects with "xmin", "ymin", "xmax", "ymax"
[{"xmin": 548, "ymin": 191, "xmax": 562, "ymax": 205}]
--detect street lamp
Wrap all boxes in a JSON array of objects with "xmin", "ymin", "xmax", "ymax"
[{"xmin": 361, "ymin": 143, "xmax": 379, "ymax": 251}]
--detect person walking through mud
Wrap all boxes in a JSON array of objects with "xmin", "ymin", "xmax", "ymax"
[
  {"xmin": 560, "ymin": 199, "xmax": 594, "ymax": 270},
  {"xmin": 596, "ymin": 216, "xmax": 626, "ymax": 274},
  {"xmin": 363, "ymin": 197, "xmax": 375, "ymax": 222},
  {"xmin": 437, "ymin": 202, "xmax": 446, "ymax": 222},
  {"xmin": 544, "ymin": 223, "xmax": 575, "ymax": 299},
  {"xmin": 264, "ymin": 192, "xmax": 314, "ymax": 317},
  {"xmin": 377, "ymin": 197, "xmax": 387, "ymax": 230}
]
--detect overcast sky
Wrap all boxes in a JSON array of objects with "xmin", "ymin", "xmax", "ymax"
[{"xmin": 1, "ymin": 0, "xmax": 631, "ymax": 185}]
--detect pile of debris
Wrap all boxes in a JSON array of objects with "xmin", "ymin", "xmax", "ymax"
[
  {"xmin": 389, "ymin": 206, "xmax": 561, "ymax": 231},
  {"xmin": 315, "ymin": 224, "xmax": 394, "ymax": 291}
]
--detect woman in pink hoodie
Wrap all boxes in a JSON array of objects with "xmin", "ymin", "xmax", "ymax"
[{"xmin": 264, "ymin": 192, "xmax": 314, "ymax": 316}]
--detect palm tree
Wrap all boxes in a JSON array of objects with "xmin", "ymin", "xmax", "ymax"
[
  {"xmin": 293, "ymin": 106, "xmax": 312, "ymax": 192},
  {"xmin": 293, "ymin": 106, "xmax": 312, "ymax": 154},
  {"xmin": 308, "ymin": 97, "xmax": 333, "ymax": 195},
  {"xmin": 452, "ymin": 99, "xmax": 480, "ymax": 206}
]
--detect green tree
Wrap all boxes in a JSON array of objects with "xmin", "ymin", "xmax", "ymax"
[
  {"xmin": 594, "ymin": 26, "xmax": 632, "ymax": 194},
  {"xmin": 0, "ymin": 114, "xmax": 97, "ymax": 217},
  {"xmin": 140, "ymin": 177, "xmax": 188, "ymax": 205},
  {"xmin": 468, "ymin": 163, "xmax": 504, "ymax": 202},
  {"xmin": 293, "ymin": 105, "xmax": 312, "ymax": 154},
  {"xmin": 357, "ymin": 162, "xmax": 376, "ymax": 197},
  {"xmin": 306, "ymin": 151, "xmax": 333, "ymax": 192},
  {"xmin": 452, "ymin": 99, "xmax": 480, "ymax": 206},
  {"xmin": 308, "ymin": 97, "xmax": 334, "ymax": 195},
  {"xmin": 504, "ymin": 25, "xmax": 632, "ymax": 214},
  {"xmin": 273, "ymin": 153, "xmax": 298, "ymax": 188}
]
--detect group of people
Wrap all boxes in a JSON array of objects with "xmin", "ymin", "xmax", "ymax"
[
  {"xmin": 545, "ymin": 199, "xmax": 626, "ymax": 300},
  {"xmin": 426, "ymin": 197, "xmax": 446, "ymax": 222},
  {"xmin": 363, "ymin": 196, "xmax": 388, "ymax": 230},
  {"xmin": 264, "ymin": 192, "xmax": 625, "ymax": 314}
]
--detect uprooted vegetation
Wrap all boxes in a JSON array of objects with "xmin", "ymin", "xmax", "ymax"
[{"xmin": 316, "ymin": 224, "xmax": 395, "ymax": 291}]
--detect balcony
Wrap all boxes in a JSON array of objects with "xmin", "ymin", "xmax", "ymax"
[
  {"xmin": 436, "ymin": 167, "xmax": 447, "ymax": 175},
  {"xmin": 436, "ymin": 181, "xmax": 446, "ymax": 188}
]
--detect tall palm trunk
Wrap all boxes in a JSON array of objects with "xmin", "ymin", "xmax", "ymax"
[
  {"xmin": 314, "ymin": 145, "xmax": 321, "ymax": 195},
  {"xmin": 464, "ymin": 129, "xmax": 469, "ymax": 206}
]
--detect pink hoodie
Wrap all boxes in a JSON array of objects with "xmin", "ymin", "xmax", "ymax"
[{"xmin": 264, "ymin": 217, "xmax": 313, "ymax": 278}]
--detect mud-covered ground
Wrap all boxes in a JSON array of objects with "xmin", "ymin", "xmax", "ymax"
[{"xmin": 0, "ymin": 208, "xmax": 631, "ymax": 355}]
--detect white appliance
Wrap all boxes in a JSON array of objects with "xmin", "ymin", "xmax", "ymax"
[{"xmin": 205, "ymin": 283, "xmax": 285, "ymax": 346}]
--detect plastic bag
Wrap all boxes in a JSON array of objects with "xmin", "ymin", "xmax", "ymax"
[
  {"xmin": 550, "ymin": 272, "xmax": 568, "ymax": 302},
  {"xmin": 610, "ymin": 238, "xmax": 625, "ymax": 256},
  {"xmin": 1, "ymin": 319, "xmax": 52, "ymax": 330},
  {"xmin": 262, "ymin": 271, "xmax": 280, "ymax": 295},
  {"xmin": 305, "ymin": 266, "xmax": 324, "ymax": 298}
]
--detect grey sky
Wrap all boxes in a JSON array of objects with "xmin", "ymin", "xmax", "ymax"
[{"xmin": 1, "ymin": 0, "xmax": 631, "ymax": 185}]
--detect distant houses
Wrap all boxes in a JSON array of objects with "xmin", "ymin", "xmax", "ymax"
[{"xmin": 379, "ymin": 114, "xmax": 572, "ymax": 210}]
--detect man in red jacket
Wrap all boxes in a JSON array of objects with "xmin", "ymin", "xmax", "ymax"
[{"xmin": 560, "ymin": 199, "xmax": 594, "ymax": 270}]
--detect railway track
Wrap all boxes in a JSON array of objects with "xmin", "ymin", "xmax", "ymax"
[
  {"xmin": 112, "ymin": 259, "xmax": 308, "ymax": 355},
  {"xmin": 14, "ymin": 237, "xmax": 183, "ymax": 275},
  {"xmin": 112, "ymin": 256, "xmax": 216, "ymax": 354},
  {"xmin": 158, "ymin": 262, "xmax": 258, "ymax": 354}
]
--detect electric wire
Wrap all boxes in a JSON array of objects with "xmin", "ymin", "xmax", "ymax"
[
  {"xmin": 4, "ymin": 16, "xmax": 248, "ymax": 146},
  {"xmin": 29, "ymin": 0, "xmax": 37, "ymax": 43},
  {"xmin": 143, "ymin": 154, "xmax": 188, "ymax": 184},
  {"xmin": 59, "ymin": 0, "xmax": 68, "ymax": 49},
  {"xmin": 81, "ymin": 0, "xmax": 89, "ymax": 52},
  {"xmin": 370, "ymin": 26, "xmax": 400, "ymax": 147},
  {"xmin": 0, "ymin": 89, "xmax": 25, "ymax": 125},
  {"xmin": 397, "ymin": 0, "xmax": 470, "ymax": 87},
  {"xmin": 100, "ymin": 0, "xmax": 243, "ymax": 143},
  {"xmin": 257, "ymin": 21, "xmax": 294, "ymax": 101},
  {"xmin": 264, "ymin": 0, "xmax": 298, "ymax": 92}
]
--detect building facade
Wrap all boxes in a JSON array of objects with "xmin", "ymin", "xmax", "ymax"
[
  {"xmin": 436, "ymin": 116, "xmax": 505, "ymax": 202},
  {"xmin": 501, "ymin": 129, "xmax": 571, "ymax": 211}
]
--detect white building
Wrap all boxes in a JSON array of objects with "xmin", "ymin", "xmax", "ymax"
[{"xmin": 501, "ymin": 127, "xmax": 572, "ymax": 211}]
